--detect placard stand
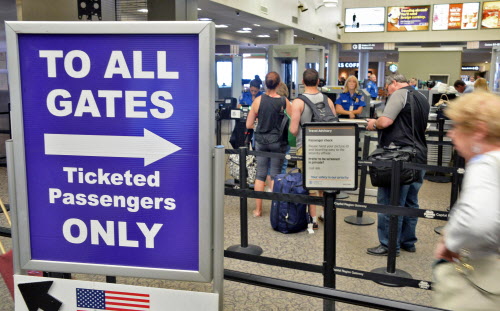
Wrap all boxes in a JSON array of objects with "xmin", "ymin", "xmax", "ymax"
[{"xmin": 302, "ymin": 122, "xmax": 358, "ymax": 311}]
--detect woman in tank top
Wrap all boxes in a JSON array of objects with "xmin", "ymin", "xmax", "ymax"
[{"xmin": 246, "ymin": 72, "xmax": 292, "ymax": 217}]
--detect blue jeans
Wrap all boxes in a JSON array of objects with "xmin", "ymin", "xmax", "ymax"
[{"xmin": 377, "ymin": 170, "xmax": 425, "ymax": 250}]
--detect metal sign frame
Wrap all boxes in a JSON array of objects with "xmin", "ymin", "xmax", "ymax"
[
  {"xmin": 302, "ymin": 122, "xmax": 359, "ymax": 191},
  {"xmin": 6, "ymin": 21, "xmax": 215, "ymax": 282}
]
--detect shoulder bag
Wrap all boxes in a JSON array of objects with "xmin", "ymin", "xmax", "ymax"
[{"xmin": 368, "ymin": 90, "xmax": 420, "ymax": 187}]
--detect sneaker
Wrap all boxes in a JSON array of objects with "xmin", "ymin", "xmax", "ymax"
[{"xmin": 312, "ymin": 222, "xmax": 319, "ymax": 230}]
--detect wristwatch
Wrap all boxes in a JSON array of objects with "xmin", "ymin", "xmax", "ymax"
[{"xmin": 372, "ymin": 122, "xmax": 377, "ymax": 130}]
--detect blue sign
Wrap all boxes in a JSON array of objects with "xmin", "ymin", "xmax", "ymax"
[{"xmin": 17, "ymin": 34, "xmax": 200, "ymax": 271}]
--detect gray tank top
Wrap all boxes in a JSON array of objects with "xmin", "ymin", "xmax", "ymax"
[{"xmin": 296, "ymin": 92, "xmax": 326, "ymax": 148}]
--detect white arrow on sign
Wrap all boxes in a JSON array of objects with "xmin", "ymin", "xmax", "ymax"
[{"xmin": 44, "ymin": 129, "xmax": 181, "ymax": 166}]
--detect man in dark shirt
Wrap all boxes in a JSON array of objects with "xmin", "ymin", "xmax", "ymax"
[{"xmin": 365, "ymin": 74, "xmax": 429, "ymax": 256}]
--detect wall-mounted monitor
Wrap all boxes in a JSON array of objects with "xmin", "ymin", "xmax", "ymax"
[
  {"xmin": 481, "ymin": 1, "xmax": 500, "ymax": 28},
  {"xmin": 387, "ymin": 6, "xmax": 430, "ymax": 31},
  {"xmin": 433, "ymin": 3, "xmax": 480, "ymax": 30},
  {"xmin": 344, "ymin": 7, "xmax": 385, "ymax": 33}
]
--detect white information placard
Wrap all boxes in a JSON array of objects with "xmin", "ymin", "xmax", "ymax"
[
  {"xmin": 302, "ymin": 123, "xmax": 358, "ymax": 191},
  {"xmin": 14, "ymin": 275, "xmax": 218, "ymax": 311}
]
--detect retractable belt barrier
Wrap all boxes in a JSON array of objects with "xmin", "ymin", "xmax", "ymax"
[
  {"xmin": 224, "ymin": 147, "xmax": 463, "ymax": 292},
  {"xmin": 225, "ymin": 188, "xmax": 449, "ymax": 221},
  {"xmin": 224, "ymin": 270, "xmax": 443, "ymax": 311}
]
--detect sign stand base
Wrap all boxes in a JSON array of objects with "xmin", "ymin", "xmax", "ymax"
[
  {"xmin": 370, "ymin": 267, "xmax": 412, "ymax": 287},
  {"xmin": 226, "ymin": 245, "xmax": 263, "ymax": 256}
]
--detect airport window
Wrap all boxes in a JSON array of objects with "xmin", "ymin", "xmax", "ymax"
[
  {"xmin": 217, "ymin": 61, "xmax": 232, "ymax": 87},
  {"xmin": 242, "ymin": 58, "xmax": 267, "ymax": 82}
]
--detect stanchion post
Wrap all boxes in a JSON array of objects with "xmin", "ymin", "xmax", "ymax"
[
  {"xmin": 437, "ymin": 118, "xmax": 445, "ymax": 167},
  {"xmin": 345, "ymin": 133, "xmax": 374, "ymax": 225},
  {"xmin": 426, "ymin": 118, "xmax": 451, "ymax": 183},
  {"xmin": 238, "ymin": 147, "xmax": 249, "ymax": 247},
  {"xmin": 227, "ymin": 147, "xmax": 263, "ymax": 255},
  {"xmin": 216, "ymin": 111, "xmax": 222, "ymax": 146},
  {"xmin": 386, "ymin": 161, "xmax": 401, "ymax": 274},
  {"xmin": 371, "ymin": 160, "xmax": 412, "ymax": 286},
  {"xmin": 323, "ymin": 191, "xmax": 337, "ymax": 311}
]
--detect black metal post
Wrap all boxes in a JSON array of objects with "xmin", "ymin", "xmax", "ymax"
[
  {"xmin": 345, "ymin": 134, "xmax": 374, "ymax": 225},
  {"xmin": 323, "ymin": 191, "xmax": 337, "ymax": 311},
  {"xmin": 437, "ymin": 118, "xmax": 444, "ymax": 167},
  {"xmin": 227, "ymin": 147, "xmax": 263, "ymax": 255},
  {"xmin": 371, "ymin": 161, "xmax": 412, "ymax": 286},
  {"xmin": 216, "ymin": 110, "xmax": 222, "ymax": 146},
  {"xmin": 426, "ymin": 118, "xmax": 451, "ymax": 183},
  {"xmin": 386, "ymin": 161, "xmax": 401, "ymax": 274}
]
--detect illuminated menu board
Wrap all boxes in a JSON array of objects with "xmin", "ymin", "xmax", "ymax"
[
  {"xmin": 387, "ymin": 6, "xmax": 430, "ymax": 31},
  {"xmin": 344, "ymin": 7, "xmax": 385, "ymax": 33},
  {"xmin": 481, "ymin": 1, "xmax": 500, "ymax": 28},
  {"xmin": 433, "ymin": 3, "xmax": 480, "ymax": 30}
]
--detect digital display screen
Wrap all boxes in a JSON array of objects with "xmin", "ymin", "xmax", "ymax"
[
  {"xmin": 481, "ymin": 1, "xmax": 500, "ymax": 28},
  {"xmin": 387, "ymin": 6, "xmax": 430, "ymax": 31},
  {"xmin": 344, "ymin": 7, "xmax": 385, "ymax": 33},
  {"xmin": 433, "ymin": 3, "xmax": 480, "ymax": 30}
]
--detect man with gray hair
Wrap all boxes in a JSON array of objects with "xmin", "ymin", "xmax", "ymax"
[{"xmin": 365, "ymin": 74, "xmax": 429, "ymax": 256}]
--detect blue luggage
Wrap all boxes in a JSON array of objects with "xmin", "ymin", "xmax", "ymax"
[{"xmin": 270, "ymin": 169, "xmax": 309, "ymax": 234}]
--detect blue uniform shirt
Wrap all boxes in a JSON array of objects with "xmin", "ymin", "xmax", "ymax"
[
  {"xmin": 335, "ymin": 92, "xmax": 366, "ymax": 112},
  {"xmin": 366, "ymin": 80, "xmax": 378, "ymax": 99},
  {"xmin": 239, "ymin": 91, "xmax": 263, "ymax": 106}
]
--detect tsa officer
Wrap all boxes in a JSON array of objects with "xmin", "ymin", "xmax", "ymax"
[{"xmin": 335, "ymin": 75, "xmax": 366, "ymax": 119}]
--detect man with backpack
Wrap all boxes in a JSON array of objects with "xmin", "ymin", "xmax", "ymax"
[{"xmin": 290, "ymin": 68, "xmax": 338, "ymax": 229}]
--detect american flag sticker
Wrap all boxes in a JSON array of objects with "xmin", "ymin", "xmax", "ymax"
[{"xmin": 76, "ymin": 288, "xmax": 150, "ymax": 311}]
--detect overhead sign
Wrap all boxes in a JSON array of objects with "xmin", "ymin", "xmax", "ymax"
[
  {"xmin": 15, "ymin": 275, "xmax": 218, "ymax": 311},
  {"xmin": 388, "ymin": 6, "xmax": 430, "ymax": 31},
  {"xmin": 344, "ymin": 7, "xmax": 385, "ymax": 33},
  {"xmin": 6, "ymin": 22, "xmax": 214, "ymax": 281},
  {"xmin": 481, "ymin": 1, "xmax": 500, "ymax": 28},
  {"xmin": 432, "ymin": 3, "xmax": 480, "ymax": 30},
  {"xmin": 461, "ymin": 66, "xmax": 480, "ymax": 71},
  {"xmin": 338, "ymin": 62, "xmax": 359, "ymax": 68},
  {"xmin": 351, "ymin": 43, "xmax": 384, "ymax": 51},
  {"xmin": 302, "ymin": 123, "xmax": 358, "ymax": 191},
  {"xmin": 479, "ymin": 41, "xmax": 500, "ymax": 48}
]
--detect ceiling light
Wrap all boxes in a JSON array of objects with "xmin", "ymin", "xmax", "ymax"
[
  {"xmin": 236, "ymin": 30, "xmax": 251, "ymax": 33},
  {"xmin": 197, "ymin": 8, "xmax": 201, "ymax": 11},
  {"xmin": 294, "ymin": 35, "xmax": 298, "ymax": 37},
  {"xmin": 137, "ymin": 9, "xmax": 148, "ymax": 13},
  {"xmin": 257, "ymin": 34, "xmax": 270, "ymax": 38},
  {"xmin": 274, "ymin": 29, "xmax": 279, "ymax": 32},
  {"xmin": 198, "ymin": 17, "xmax": 212, "ymax": 21},
  {"xmin": 253, "ymin": 24, "xmax": 260, "ymax": 27},
  {"xmin": 243, "ymin": 53, "xmax": 252, "ymax": 57},
  {"xmin": 242, "ymin": 28, "xmax": 252, "ymax": 31},
  {"xmin": 485, "ymin": 61, "xmax": 489, "ymax": 63},
  {"xmin": 215, "ymin": 24, "xmax": 228, "ymax": 28},
  {"xmin": 323, "ymin": 0, "xmax": 338, "ymax": 7}
]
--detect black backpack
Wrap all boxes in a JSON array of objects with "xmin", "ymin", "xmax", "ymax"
[{"xmin": 298, "ymin": 94, "xmax": 338, "ymax": 122}]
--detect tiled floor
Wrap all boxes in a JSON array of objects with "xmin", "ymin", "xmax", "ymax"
[
  {"xmin": 0, "ymin": 171, "xmax": 451, "ymax": 310},
  {"xmin": 0, "ymin": 131, "xmax": 452, "ymax": 310}
]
